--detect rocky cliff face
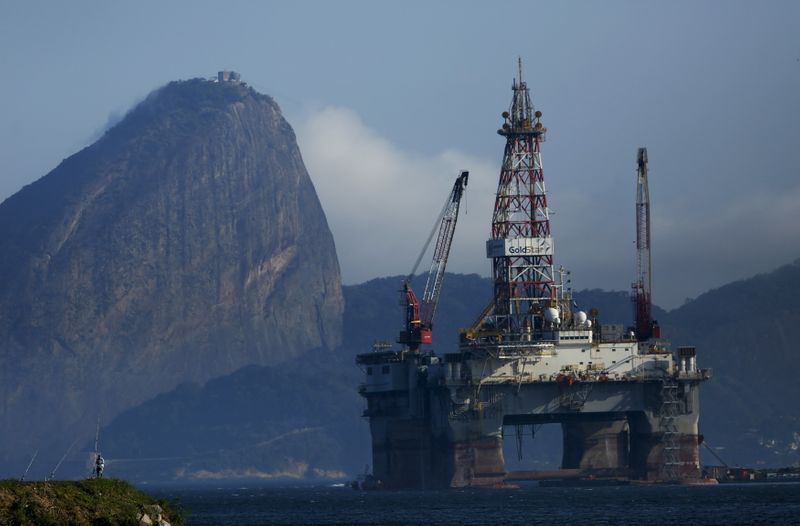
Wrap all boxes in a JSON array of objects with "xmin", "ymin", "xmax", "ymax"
[{"xmin": 0, "ymin": 79, "xmax": 343, "ymax": 473}]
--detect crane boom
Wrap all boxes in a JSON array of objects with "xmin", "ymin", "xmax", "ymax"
[
  {"xmin": 399, "ymin": 171, "xmax": 469, "ymax": 350},
  {"xmin": 421, "ymin": 171, "xmax": 469, "ymax": 324},
  {"xmin": 633, "ymin": 147, "xmax": 653, "ymax": 341}
]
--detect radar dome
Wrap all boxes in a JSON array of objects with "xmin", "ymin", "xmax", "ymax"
[
  {"xmin": 574, "ymin": 311, "xmax": 588, "ymax": 325},
  {"xmin": 585, "ymin": 320, "xmax": 593, "ymax": 328},
  {"xmin": 544, "ymin": 307, "xmax": 559, "ymax": 322}
]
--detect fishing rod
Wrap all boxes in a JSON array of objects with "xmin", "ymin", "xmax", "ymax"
[
  {"xmin": 94, "ymin": 416, "xmax": 100, "ymax": 457},
  {"xmin": 47, "ymin": 438, "xmax": 79, "ymax": 481},
  {"xmin": 20, "ymin": 450, "xmax": 38, "ymax": 482},
  {"xmin": 88, "ymin": 415, "xmax": 104, "ymax": 478}
]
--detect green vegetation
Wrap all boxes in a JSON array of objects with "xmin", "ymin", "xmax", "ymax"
[{"xmin": 0, "ymin": 478, "xmax": 183, "ymax": 526}]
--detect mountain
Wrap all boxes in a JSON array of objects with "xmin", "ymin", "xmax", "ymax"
[
  {"xmin": 100, "ymin": 349, "xmax": 369, "ymax": 482},
  {"xmin": 663, "ymin": 259, "xmax": 800, "ymax": 467},
  {"xmin": 97, "ymin": 275, "xmax": 674, "ymax": 480},
  {"xmin": 100, "ymin": 262, "xmax": 800, "ymax": 480},
  {"xmin": 98, "ymin": 275, "xmax": 492, "ymax": 482},
  {"xmin": 0, "ymin": 78, "xmax": 343, "ymax": 476},
  {"xmin": 341, "ymin": 273, "xmax": 491, "ymax": 356}
]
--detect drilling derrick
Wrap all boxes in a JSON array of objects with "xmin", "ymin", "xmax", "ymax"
[
  {"xmin": 486, "ymin": 59, "xmax": 564, "ymax": 340},
  {"xmin": 633, "ymin": 147, "xmax": 653, "ymax": 341}
]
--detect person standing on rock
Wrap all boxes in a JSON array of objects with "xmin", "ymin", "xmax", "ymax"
[{"xmin": 95, "ymin": 454, "xmax": 105, "ymax": 478}]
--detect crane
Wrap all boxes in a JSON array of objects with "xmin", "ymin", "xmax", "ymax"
[
  {"xmin": 398, "ymin": 171, "xmax": 469, "ymax": 351},
  {"xmin": 632, "ymin": 147, "xmax": 657, "ymax": 341}
]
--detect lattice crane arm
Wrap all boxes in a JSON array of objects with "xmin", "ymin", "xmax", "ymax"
[
  {"xmin": 420, "ymin": 171, "xmax": 468, "ymax": 325},
  {"xmin": 633, "ymin": 147, "xmax": 654, "ymax": 341},
  {"xmin": 398, "ymin": 171, "xmax": 469, "ymax": 350}
]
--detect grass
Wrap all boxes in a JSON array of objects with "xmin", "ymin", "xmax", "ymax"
[{"xmin": 0, "ymin": 478, "xmax": 184, "ymax": 525}]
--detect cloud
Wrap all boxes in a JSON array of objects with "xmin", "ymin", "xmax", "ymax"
[
  {"xmin": 296, "ymin": 106, "xmax": 497, "ymax": 285},
  {"xmin": 650, "ymin": 184, "xmax": 800, "ymax": 306},
  {"xmin": 297, "ymin": 106, "xmax": 800, "ymax": 310}
]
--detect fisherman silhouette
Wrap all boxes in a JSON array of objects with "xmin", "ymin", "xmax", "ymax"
[{"xmin": 95, "ymin": 454, "xmax": 105, "ymax": 478}]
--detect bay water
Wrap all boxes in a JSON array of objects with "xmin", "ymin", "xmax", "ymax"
[{"xmin": 152, "ymin": 481, "xmax": 800, "ymax": 525}]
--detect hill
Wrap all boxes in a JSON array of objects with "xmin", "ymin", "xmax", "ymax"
[
  {"xmin": 101, "ymin": 263, "xmax": 800, "ymax": 479},
  {"xmin": 664, "ymin": 259, "xmax": 800, "ymax": 466},
  {"xmin": 98, "ymin": 275, "xmax": 676, "ymax": 479},
  {"xmin": 100, "ymin": 350, "xmax": 368, "ymax": 482},
  {"xmin": 0, "ymin": 78, "xmax": 343, "ymax": 477},
  {"xmin": 0, "ymin": 478, "xmax": 182, "ymax": 525}
]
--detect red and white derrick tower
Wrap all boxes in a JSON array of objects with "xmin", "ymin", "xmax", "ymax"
[
  {"xmin": 632, "ymin": 147, "xmax": 654, "ymax": 341},
  {"xmin": 486, "ymin": 59, "xmax": 562, "ymax": 340}
]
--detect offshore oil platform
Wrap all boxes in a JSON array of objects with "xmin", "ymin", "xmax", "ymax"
[{"xmin": 356, "ymin": 61, "xmax": 711, "ymax": 488}]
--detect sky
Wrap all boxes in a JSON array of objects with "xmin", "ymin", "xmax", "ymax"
[{"xmin": 1, "ymin": 1, "xmax": 799, "ymax": 309}]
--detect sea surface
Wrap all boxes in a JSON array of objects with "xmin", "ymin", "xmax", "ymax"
[{"xmin": 151, "ymin": 481, "xmax": 800, "ymax": 525}]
